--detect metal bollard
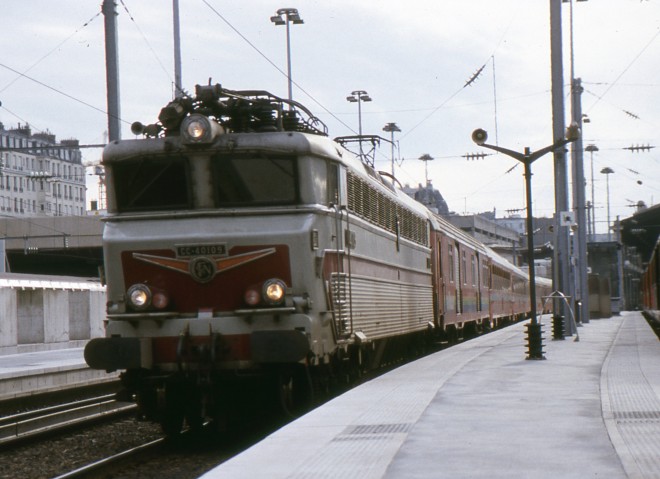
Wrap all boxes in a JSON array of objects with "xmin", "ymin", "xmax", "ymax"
[
  {"xmin": 525, "ymin": 322, "xmax": 546, "ymax": 360},
  {"xmin": 552, "ymin": 315, "xmax": 565, "ymax": 340}
]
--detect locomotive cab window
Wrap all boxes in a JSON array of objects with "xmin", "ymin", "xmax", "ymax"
[
  {"xmin": 211, "ymin": 154, "xmax": 298, "ymax": 206},
  {"xmin": 112, "ymin": 156, "xmax": 192, "ymax": 212}
]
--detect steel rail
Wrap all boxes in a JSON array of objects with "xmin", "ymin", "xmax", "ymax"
[
  {"xmin": 50, "ymin": 437, "xmax": 166, "ymax": 479},
  {"xmin": 0, "ymin": 394, "xmax": 136, "ymax": 446}
]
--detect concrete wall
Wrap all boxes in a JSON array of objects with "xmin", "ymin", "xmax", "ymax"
[
  {"xmin": 0, "ymin": 274, "xmax": 106, "ymax": 355},
  {"xmin": 17, "ymin": 289, "xmax": 45, "ymax": 344},
  {"xmin": 0, "ymin": 288, "xmax": 17, "ymax": 348}
]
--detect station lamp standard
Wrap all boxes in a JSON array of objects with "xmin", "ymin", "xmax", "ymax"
[
  {"xmin": 601, "ymin": 166, "xmax": 614, "ymax": 240},
  {"xmin": 382, "ymin": 122, "xmax": 401, "ymax": 178},
  {"xmin": 346, "ymin": 90, "xmax": 371, "ymax": 136},
  {"xmin": 346, "ymin": 90, "xmax": 371, "ymax": 157},
  {"xmin": 585, "ymin": 144, "xmax": 599, "ymax": 238},
  {"xmin": 418, "ymin": 154, "xmax": 434, "ymax": 186},
  {"xmin": 270, "ymin": 8, "xmax": 304, "ymax": 105},
  {"xmin": 472, "ymin": 124, "xmax": 580, "ymax": 360}
]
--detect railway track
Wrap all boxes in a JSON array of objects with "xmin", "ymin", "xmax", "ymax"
[
  {"xmin": 51, "ymin": 436, "xmax": 167, "ymax": 479},
  {"xmin": 45, "ymin": 419, "xmax": 282, "ymax": 479},
  {"xmin": 0, "ymin": 393, "xmax": 136, "ymax": 447}
]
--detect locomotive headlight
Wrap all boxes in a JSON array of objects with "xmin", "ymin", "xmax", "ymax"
[
  {"xmin": 181, "ymin": 114, "xmax": 224, "ymax": 144},
  {"xmin": 186, "ymin": 118, "xmax": 206, "ymax": 139},
  {"xmin": 244, "ymin": 287, "xmax": 261, "ymax": 306},
  {"xmin": 263, "ymin": 278, "xmax": 286, "ymax": 305},
  {"xmin": 127, "ymin": 284, "xmax": 152, "ymax": 311},
  {"xmin": 152, "ymin": 290, "xmax": 170, "ymax": 310}
]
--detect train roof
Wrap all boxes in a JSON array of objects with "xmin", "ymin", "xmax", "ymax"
[
  {"xmin": 109, "ymin": 81, "xmax": 545, "ymax": 286},
  {"xmin": 428, "ymin": 213, "xmax": 489, "ymax": 254},
  {"xmin": 428, "ymin": 211, "xmax": 549, "ymax": 283}
]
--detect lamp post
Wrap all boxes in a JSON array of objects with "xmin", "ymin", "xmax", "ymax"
[
  {"xmin": 418, "ymin": 154, "xmax": 434, "ymax": 186},
  {"xmin": 585, "ymin": 144, "xmax": 598, "ymax": 238},
  {"xmin": 472, "ymin": 124, "xmax": 580, "ymax": 360},
  {"xmin": 270, "ymin": 8, "xmax": 303, "ymax": 105},
  {"xmin": 382, "ymin": 122, "xmax": 401, "ymax": 178},
  {"xmin": 346, "ymin": 90, "xmax": 371, "ymax": 157},
  {"xmin": 601, "ymin": 166, "xmax": 614, "ymax": 240}
]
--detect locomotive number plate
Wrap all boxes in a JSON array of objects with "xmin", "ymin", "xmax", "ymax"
[{"xmin": 176, "ymin": 243, "xmax": 227, "ymax": 257}]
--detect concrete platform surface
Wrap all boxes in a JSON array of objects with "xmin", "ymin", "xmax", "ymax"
[
  {"xmin": 0, "ymin": 348, "xmax": 86, "ymax": 380},
  {"xmin": 0, "ymin": 347, "xmax": 118, "ymax": 400},
  {"xmin": 201, "ymin": 311, "xmax": 660, "ymax": 479}
]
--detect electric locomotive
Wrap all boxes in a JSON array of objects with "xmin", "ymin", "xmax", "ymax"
[{"xmin": 84, "ymin": 83, "xmax": 435, "ymax": 433}]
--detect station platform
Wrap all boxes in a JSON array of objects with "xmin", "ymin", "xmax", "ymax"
[
  {"xmin": 0, "ymin": 347, "xmax": 118, "ymax": 401},
  {"xmin": 202, "ymin": 311, "xmax": 660, "ymax": 479}
]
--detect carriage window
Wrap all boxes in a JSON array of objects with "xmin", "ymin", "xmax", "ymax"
[
  {"xmin": 448, "ymin": 245, "xmax": 455, "ymax": 283},
  {"xmin": 112, "ymin": 156, "xmax": 191, "ymax": 212},
  {"xmin": 211, "ymin": 154, "xmax": 298, "ymax": 206},
  {"xmin": 327, "ymin": 162, "xmax": 339, "ymax": 205}
]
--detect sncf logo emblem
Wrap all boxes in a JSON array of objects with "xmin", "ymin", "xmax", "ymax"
[
  {"xmin": 132, "ymin": 248, "xmax": 275, "ymax": 284},
  {"xmin": 189, "ymin": 257, "xmax": 216, "ymax": 283}
]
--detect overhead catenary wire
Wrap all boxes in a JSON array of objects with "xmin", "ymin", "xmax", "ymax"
[
  {"xmin": 118, "ymin": 0, "xmax": 175, "ymax": 90},
  {"xmin": 0, "ymin": 61, "xmax": 127, "ymax": 126},
  {"xmin": 200, "ymin": 0, "xmax": 354, "ymax": 133},
  {"xmin": 586, "ymin": 25, "xmax": 660, "ymax": 112},
  {"xmin": 0, "ymin": 10, "xmax": 102, "ymax": 95}
]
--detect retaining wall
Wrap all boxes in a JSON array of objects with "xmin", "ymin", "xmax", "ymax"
[{"xmin": 0, "ymin": 274, "xmax": 105, "ymax": 355}]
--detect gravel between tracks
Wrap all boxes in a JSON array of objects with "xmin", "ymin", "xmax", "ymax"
[
  {"xmin": 1, "ymin": 418, "xmax": 163, "ymax": 479},
  {"xmin": 1, "ymin": 415, "xmax": 273, "ymax": 479}
]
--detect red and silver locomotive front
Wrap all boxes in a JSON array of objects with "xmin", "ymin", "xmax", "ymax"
[{"xmin": 84, "ymin": 85, "xmax": 333, "ymax": 379}]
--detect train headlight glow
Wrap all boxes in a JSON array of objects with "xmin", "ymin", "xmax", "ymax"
[
  {"xmin": 152, "ymin": 291, "xmax": 170, "ymax": 310},
  {"xmin": 127, "ymin": 284, "xmax": 152, "ymax": 311},
  {"xmin": 263, "ymin": 279, "xmax": 286, "ymax": 305},
  {"xmin": 181, "ymin": 114, "xmax": 224, "ymax": 144},
  {"xmin": 186, "ymin": 119, "xmax": 206, "ymax": 139},
  {"xmin": 244, "ymin": 288, "xmax": 261, "ymax": 306}
]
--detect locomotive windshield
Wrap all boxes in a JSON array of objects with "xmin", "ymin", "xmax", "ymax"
[
  {"xmin": 211, "ymin": 154, "xmax": 298, "ymax": 206},
  {"xmin": 112, "ymin": 156, "xmax": 191, "ymax": 212},
  {"xmin": 108, "ymin": 153, "xmax": 299, "ymax": 213}
]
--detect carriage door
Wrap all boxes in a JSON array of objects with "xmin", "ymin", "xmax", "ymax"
[
  {"xmin": 435, "ymin": 237, "xmax": 445, "ymax": 319},
  {"xmin": 475, "ymin": 253, "xmax": 482, "ymax": 312},
  {"xmin": 456, "ymin": 245, "xmax": 463, "ymax": 314}
]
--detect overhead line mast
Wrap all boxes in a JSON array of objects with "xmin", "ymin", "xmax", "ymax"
[{"xmin": 102, "ymin": 0, "xmax": 121, "ymax": 142}]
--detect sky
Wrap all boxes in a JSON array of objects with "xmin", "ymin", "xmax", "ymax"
[{"xmin": 0, "ymin": 0, "xmax": 658, "ymax": 234}]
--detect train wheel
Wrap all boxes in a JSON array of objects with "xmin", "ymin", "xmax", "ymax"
[
  {"xmin": 446, "ymin": 325, "xmax": 459, "ymax": 344},
  {"xmin": 160, "ymin": 383, "xmax": 185, "ymax": 436},
  {"xmin": 482, "ymin": 319, "xmax": 493, "ymax": 333},
  {"xmin": 185, "ymin": 391, "xmax": 204, "ymax": 432},
  {"xmin": 161, "ymin": 412, "xmax": 184, "ymax": 436},
  {"xmin": 161, "ymin": 406, "xmax": 185, "ymax": 436},
  {"xmin": 277, "ymin": 364, "xmax": 313, "ymax": 418},
  {"xmin": 464, "ymin": 321, "xmax": 478, "ymax": 340}
]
